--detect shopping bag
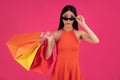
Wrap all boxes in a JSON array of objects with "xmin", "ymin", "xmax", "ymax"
[
  {"xmin": 30, "ymin": 39, "xmax": 53, "ymax": 74},
  {"xmin": 7, "ymin": 32, "xmax": 41, "ymax": 70}
]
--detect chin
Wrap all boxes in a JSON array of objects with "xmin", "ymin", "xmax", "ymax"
[{"xmin": 65, "ymin": 24, "xmax": 72, "ymax": 26}]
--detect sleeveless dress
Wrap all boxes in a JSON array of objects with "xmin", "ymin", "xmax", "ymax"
[{"xmin": 50, "ymin": 29, "xmax": 81, "ymax": 80}]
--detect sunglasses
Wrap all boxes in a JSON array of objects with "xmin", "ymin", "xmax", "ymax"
[{"xmin": 62, "ymin": 17, "xmax": 75, "ymax": 21}]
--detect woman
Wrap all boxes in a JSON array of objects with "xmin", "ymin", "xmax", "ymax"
[{"xmin": 41, "ymin": 5, "xmax": 99, "ymax": 80}]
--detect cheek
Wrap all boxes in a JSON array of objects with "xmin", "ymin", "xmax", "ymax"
[
  {"xmin": 63, "ymin": 20, "xmax": 65, "ymax": 23},
  {"xmin": 63, "ymin": 20, "xmax": 67, "ymax": 24},
  {"xmin": 71, "ymin": 21, "xmax": 74, "ymax": 24},
  {"xmin": 69, "ymin": 21, "xmax": 74, "ymax": 25}
]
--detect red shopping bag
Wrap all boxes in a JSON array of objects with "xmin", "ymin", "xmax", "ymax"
[{"xmin": 30, "ymin": 39, "xmax": 53, "ymax": 74}]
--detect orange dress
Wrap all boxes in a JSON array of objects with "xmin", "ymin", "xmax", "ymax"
[{"xmin": 50, "ymin": 29, "xmax": 81, "ymax": 80}]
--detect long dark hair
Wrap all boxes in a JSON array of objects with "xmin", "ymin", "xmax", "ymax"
[{"xmin": 58, "ymin": 5, "xmax": 78, "ymax": 30}]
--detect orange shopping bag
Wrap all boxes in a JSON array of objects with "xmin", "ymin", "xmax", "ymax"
[
  {"xmin": 7, "ymin": 32, "xmax": 54, "ymax": 74},
  {"xmin": 7, "ymin": 32, "xmax": 41, "ymax": 70}
]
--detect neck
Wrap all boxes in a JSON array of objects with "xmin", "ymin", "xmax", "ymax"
[{"xmin": 63, "ymin": 26, "xmax": 73, "ymax": 31}]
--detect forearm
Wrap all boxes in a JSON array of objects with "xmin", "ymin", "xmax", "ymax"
[
  {"xmin": 45, "ymin": 41, "xmax": 53, "ymax": 60},
  {"xmin": 82, "ymin": 23, "xmax": 99, "ymax": 43}
]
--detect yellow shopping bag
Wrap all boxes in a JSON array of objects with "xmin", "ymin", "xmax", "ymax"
[{"xmin": 7, "ymin": 32, "xmax": 41, "ymax": 70}]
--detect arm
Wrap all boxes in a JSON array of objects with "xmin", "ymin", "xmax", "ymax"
[
  {"xmin": 43, "ymin": 32, "xmax": 56, "ymax": 60},
  {"xmin": 76, "ymin": 15, "xmax": 100, "ymax": 44}
]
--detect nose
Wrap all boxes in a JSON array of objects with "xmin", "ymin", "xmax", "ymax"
[{"xmin": 67, "ymin": 19, "xmax": 71, "ymax": 21}]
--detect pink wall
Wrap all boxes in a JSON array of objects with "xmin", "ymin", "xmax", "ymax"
[{"xmin": 0, "ymin": 0, "xmax": 120, "ymax": 80}]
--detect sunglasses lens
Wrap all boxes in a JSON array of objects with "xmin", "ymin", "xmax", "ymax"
[
  {"xmin": 63, "ymin": 17, "xmax": 68, "ymax": 20},
  {"xmin": 62, "ymin": 17, "xmax": 75, "ymax": 21},
  {"xmin": 70, "ymin": 17, "xmax": 75, "ymax": 20}
]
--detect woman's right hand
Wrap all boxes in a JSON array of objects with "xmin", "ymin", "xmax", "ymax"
[{"xmin": 40, "ymin": 32, "xmax": 54, "ymax": 44}]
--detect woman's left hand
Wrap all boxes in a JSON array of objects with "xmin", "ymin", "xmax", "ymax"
[{"xmin": 75, "ymin": 15, "xmax": 86, "ymax": 26}]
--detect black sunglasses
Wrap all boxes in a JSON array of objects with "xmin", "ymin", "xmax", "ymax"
[{"xmin": 62, "ymin": 17, "xmax": 75, "ymax": 21}]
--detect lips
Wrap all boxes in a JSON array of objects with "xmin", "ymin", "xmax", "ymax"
[{"xmin": 66, "ymin": 23, "xmax": 71, "ymax": 24}]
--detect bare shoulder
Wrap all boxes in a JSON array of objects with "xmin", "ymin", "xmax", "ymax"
[
  {"xmin": 52, "ymin": 30, "xmax": 62, "ymax": 36},
  {"xmin": 74, "ymin": 29, "xmax": 84, "ymax": 36},
  {"xmin": 77, "ymin": 30, "xmax": 87, "ymax": 37},
  {"xmin": 77, "ymin": 30, "xmax": 86, "ymax": 34},
  {"xmin": 74, "ymin": 29, "xmax": 86, "ymax": 40}
]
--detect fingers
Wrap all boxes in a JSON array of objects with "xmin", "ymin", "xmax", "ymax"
[
  {"xmin": 40, "ymin": 32, "xmax": 43, "ymax": 37},
  {"xmin": 75, "ymin": 15, "xmax": 85, "ymax": 22},
  {"xmin": 46, "ymin": 32, "xmax": 51, "ymax": 36},
  {"xmin": 75, "ymin": 15, "xmax": 84, "ymax": 19},
  {"xmin": 40, "ymin": 32, "xmax": 51, "ymax": 37},
  {"xmin": 40, "ymin": 31, "xmax": 53, "ymax": 44},
  {"xmin": 40, "ymin": 31, "xmax": 52, "ymax": 39},
  {"xmin": 40, "ymin": 32, "xmax": 47, "ymax": 43},
  {"xmin": 40, "ymin": 35, "xmax": 46, "ymax": 43},
  {"xmin": 40, "ymin": 32, "xmax": 46, "ymax": 37}
]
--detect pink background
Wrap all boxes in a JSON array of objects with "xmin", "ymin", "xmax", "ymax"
[{"xmin": 0, "ymin": 0, "xmax": 120, "ymax": 80}]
